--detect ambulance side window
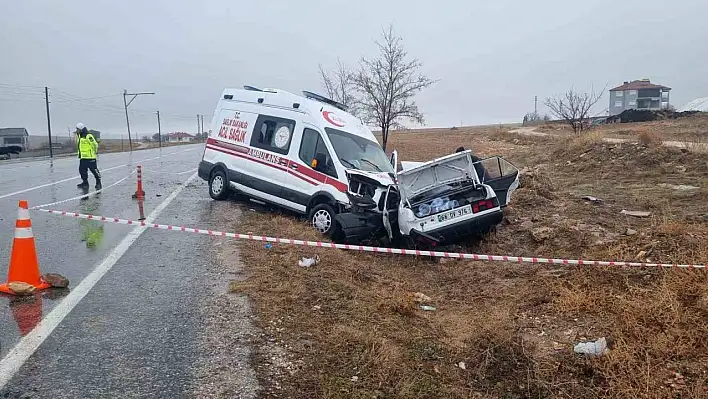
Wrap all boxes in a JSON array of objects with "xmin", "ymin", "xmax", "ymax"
[
  {"xmin": 250, "ymin": 115, "xmax": 295, "ymax": 155},
  {"xmin": 299, "ymin": 128, "xmax": 337, "ymax": 178}
]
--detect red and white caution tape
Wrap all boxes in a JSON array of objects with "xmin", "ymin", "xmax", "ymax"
[{"xmin": 33, "ymin": 208, "xmax": 705, "ymax": 269}]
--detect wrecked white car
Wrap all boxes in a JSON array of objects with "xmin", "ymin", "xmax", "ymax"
[{"xmin": 335, "ymin": 150, "xmax": 520, "ymax": 247}]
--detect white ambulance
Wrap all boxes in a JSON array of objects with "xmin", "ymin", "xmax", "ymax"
[
  {"xmin": 199, "ymin": 86, "xmax": 520, "ymax": 247},
  {"xmin": 199, "ymin": 86, "xmax": 396, "ymax": 233}
]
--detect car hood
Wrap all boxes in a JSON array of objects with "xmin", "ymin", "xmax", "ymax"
[
  {"xmin": 396, "ymin": 151, "xmax": 478, "ymax": 200},
  {"xmin": 345, "ymin": 169, "xmax": 395, "ymax": 187}
]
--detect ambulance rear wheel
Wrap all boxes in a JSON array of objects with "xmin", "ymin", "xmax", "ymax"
[
  {"xmin": 209, "ymin": 169, "xmax": 230, "ymax": 200},
  {"xmin": 310, "ymin": 203, "xmax": 338, "ymax": 238}
]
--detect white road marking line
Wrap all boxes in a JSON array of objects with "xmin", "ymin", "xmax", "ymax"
[
  {"xmin": 0, "ymin": 163, "xmax": 128, "ymax": 200},
  {"xmin": 0, "ymin": 173, "xmax": 197, "ymax": 389},
  {"xmin": 29, "ymin": 171, "xmax": 136, "ymax": 210},
  {"xmin": 0, "ymin": 147, "xmax": 199, "ymax": 200}
]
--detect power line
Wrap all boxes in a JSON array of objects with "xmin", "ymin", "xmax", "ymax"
[
  {"xmin": 51, "ymin": 87, "xmax": 198, "ymax": 120},
  {"xmin": 0, "ymin": 83, "xmax": 46, "ymax": 89},
  {"xmin": 0, "ymin": 88, "xmax": 46, "ymax": 97},
  {"xmin": 52, "ymin": 94, "xmax": 122, "ymax": 104},
  {"xmin": 0, "ymin": 97, "xmax": 46, "ymax": 104}
]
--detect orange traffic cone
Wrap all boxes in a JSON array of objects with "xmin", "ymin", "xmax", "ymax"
[
  {"xmin": 132, "ymin": 165, "xmax": 145, "ymax": 199},
  {"xmin": 0, "ymin": 200, "xmax": 51, "ymax": 295}
]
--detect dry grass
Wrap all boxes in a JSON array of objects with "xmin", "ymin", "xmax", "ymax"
[
  {"xmin": 637, "ymin": 131, "xmax": 662, "ymax": 147},
  {"xmin": 547, "ymin": 114, "xmax": 708, "ymax": 143},
  {"xmin": 224, "ymin": 119, "xmax": 708, "ymax": 398}
]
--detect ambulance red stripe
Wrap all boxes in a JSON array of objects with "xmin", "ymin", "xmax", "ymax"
[
  {"xmin": 206, "ymin": 143, "xmax": 320, "ymax": 187},
  {"xmin": 206, "ymin": 138, "xmax": 347, "ymax": 192}
]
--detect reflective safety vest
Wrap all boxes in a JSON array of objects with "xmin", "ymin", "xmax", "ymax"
[{"xmin": 78, "ymin": 134, "xmax": 98, "ymax": 159}]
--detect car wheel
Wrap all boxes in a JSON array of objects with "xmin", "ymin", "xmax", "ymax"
[
  {"xmin": 209, "ymin": 169, "xmax": 230, "ymax": 200},
  {"xmin": 309, "ymin": 203, "xmax": 338, "ymax": 238}
]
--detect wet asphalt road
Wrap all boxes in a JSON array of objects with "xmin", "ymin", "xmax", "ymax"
[
  {"xmin": 0, "ymin": 145, "xmax": 202, "ymax": 352},
  {"xmin": 0, "ymin": 145, "xmax": 258, "ymax": 397}
]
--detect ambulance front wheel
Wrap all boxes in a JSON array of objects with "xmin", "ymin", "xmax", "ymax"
[
  {"xmin": 209, "ymin": 169, "xmax": 230, "ymax": 200},
  {"xmin": 309, "ymin": 203, "xmax": 339, "ymax": 238}
]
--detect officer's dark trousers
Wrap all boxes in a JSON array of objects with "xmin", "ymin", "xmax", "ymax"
[{"xmin": 79, "ymin": 159, "xmax": 101, "ymax": 184}]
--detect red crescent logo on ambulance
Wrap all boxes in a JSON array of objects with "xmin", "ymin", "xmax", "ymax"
[{"xmin": 322, "ymin": 111, "xmax": 346, "ymax": 127}]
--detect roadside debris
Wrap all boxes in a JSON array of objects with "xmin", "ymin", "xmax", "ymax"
[
  {"xmin": 625, "ymin": 228, "xmax": 638, "ymax": 236},
  {"xmin": 531, "ymin": 227, "xmax": 554, "ymax": 242},
  {"xmin": 419, "ymin": 305, "xmax": 436, "ymax": 312},
  {"xmin": 658, "ymin": 183, "xmax": 700, "ymax": 191},
  {"xmin": 457, "ymin": 361, "xmax": 467, "ymax": 370},
  {"xmin": 411, "ymin": 292, "xmax": 432, "ymax": 303},
  {"xmin": 7, "ymin": 282, "xmax": 35, "ymax": 296},
  {"xmin": 621, "ymin": 210, "xmax": 652, "ymax": 218},
  {"xmin": 574, "ymin": 337, "xmax": 612, "ymax": 357},
  {"xmin": 264, "ymin": 243, "xmax": 272, "ymax": 249},
  {"xmin": 581, "ymin": 195, "xmax": 604, "ymax": 204},
  {"xmin": 298, "ymin": 255, "xmax": 320, "ymax": 268},
  {"xmin": 350, "ymin": 376, "xmax": 359, "ymax": 382},
  {"xmin": 42, "ymin": 273, "xmax": 69, "ymax": 288}
]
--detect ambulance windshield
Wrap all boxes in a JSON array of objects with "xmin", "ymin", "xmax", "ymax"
[{"xmin": 325, "ymin": 128, "xmax": 393, "ymax": 174}]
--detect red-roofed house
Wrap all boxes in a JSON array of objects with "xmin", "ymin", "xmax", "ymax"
[
  {"xmin": 167, "ymin": 132, "xmax": 195, "ymax": 143},
  {"xmin": 609, "ymin": 79, "xmax": 671, "ymax": 115}
]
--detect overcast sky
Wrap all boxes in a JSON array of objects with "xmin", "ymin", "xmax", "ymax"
[{"xmin": 1, "ymin": 0, "xmax": 707, "ymax": 139}]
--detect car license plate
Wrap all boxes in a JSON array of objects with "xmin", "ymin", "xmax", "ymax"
[{"xmin": 436, "ymin": 205, "xmax": 472, "ymax": 223}]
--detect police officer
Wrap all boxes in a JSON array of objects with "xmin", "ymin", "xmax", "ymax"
[{"xmin": 75, "ymin": 123, "xmax": 102, "ymax": 189}]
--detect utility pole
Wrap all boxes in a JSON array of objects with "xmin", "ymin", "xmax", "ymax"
[
  {"xmin": 44, "ymin": 87, "xmax": 53, "ymax": 158},
  {"xmin": 534, "ymin": 95, "xmax": 538, "ymax": 116},
  {"xmin": 123, "ymin": 89, "xmax": 155, "ymax": 151},
  {"xmin": 156, "ymin": 111, "xmax": 162, "ymax": 148},
  {"xmin": 200, "ymin": 115, "xmax": 205, "ymax": 140},
  {"xmin": 196, "ymin": 114, "xmax": 201, "ymax": 142}
]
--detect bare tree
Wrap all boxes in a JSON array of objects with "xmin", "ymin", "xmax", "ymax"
[
  {"xmin": 353, "ymin": 25, "xmax": 435, "ymax": 151},
  {"xmin": 544, "ymin": 86, "xmax": 606, "ymax": 134},
  {"xmin": 318, "ymin": 59, "xmax": 357, "ymax": 112}
]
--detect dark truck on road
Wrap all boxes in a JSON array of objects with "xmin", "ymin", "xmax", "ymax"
[{"xmin": 0, "ymin": 128, "xmax": 29, "ymax": 159}]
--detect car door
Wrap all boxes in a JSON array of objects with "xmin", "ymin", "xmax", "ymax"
[
  {"xmin": 291, "ymin": 127, "xmax": 339, "ymax": 200},
  {"xmin": 475, "ymin": 156, "xmax": 520, "ymax": 207}
]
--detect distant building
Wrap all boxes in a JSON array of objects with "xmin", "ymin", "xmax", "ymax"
[
  {"xmin": 0, "ymin": 128, "xmax": 29, "ymax": 151},
  {"xmin": 609, "ymin": 79, "xmax": 671, "ymax": 115},
  {"xmin": 167, "ymin": 132, "xmax": 195, "ymax": 143}
]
